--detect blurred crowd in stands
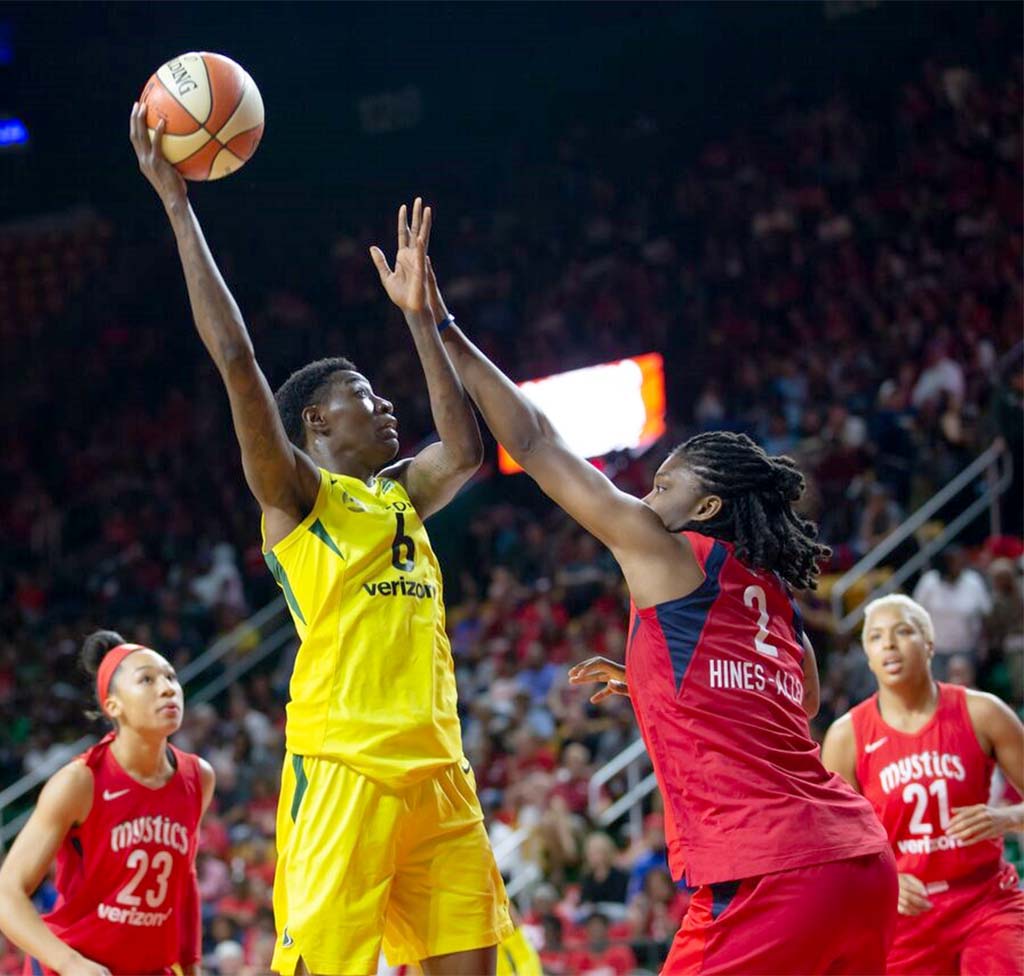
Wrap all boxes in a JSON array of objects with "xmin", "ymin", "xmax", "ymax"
[{"xmin": 1, "ymin": 24, "xmax": 1022, "ymax": 975}]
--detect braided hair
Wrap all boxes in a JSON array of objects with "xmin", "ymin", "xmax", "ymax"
[{"xmin": 670, "ymin": 431, "xmax": 830, "ymax": 590}]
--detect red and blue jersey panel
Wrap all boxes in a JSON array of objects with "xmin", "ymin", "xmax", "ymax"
[{"xmin": 626, "ymin": 531, "xmax": 887, "ymax": 886}]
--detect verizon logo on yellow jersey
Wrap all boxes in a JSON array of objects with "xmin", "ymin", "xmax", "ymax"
[{"xmin": 362, "ymin": 578, "xmax": 436, "ymax": 599}]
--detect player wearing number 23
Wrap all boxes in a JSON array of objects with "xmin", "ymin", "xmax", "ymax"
[
  {"xmin": 0, "ymin": 630, "xmax": 214, "ymax": 976},
  {"xmin": 823, "ymin": 594, "xmax": 1024, "ymax": 975},
  {"xmin": 130, "ymin": 105, "xmax": 511, "ymax": 976}
]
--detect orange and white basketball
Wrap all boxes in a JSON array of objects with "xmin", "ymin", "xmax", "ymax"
[{"xmin": 140, "ymin": 52, "xmax": 264, "ymax": 181}]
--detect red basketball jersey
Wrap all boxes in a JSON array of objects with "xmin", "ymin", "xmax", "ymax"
[
  {"xmin": 626, "ymin": 531, "xmax": 887, "ymax": 886},
  {"xmin": 850, "ymin": 682, "xmax": 1004, "ymax": 885},
  {"xmin": 36, "ymin": 733, "xmax": 202, "ymax": 975}
]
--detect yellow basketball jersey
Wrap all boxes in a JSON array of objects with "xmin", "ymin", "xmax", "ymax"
[{"xmin": 261, "ymin": 468, "xmax": 462, "ymax": 786}]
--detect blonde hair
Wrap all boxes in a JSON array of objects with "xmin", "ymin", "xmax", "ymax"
[{"xmin": 861, "ymin": 593, "xmax": 935, "ymax": 645}]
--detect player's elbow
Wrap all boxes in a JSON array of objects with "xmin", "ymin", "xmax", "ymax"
[
  {"xmin": 216, "ymin": 339, "xmax": 257, "ymax": 375},
  {"xmin": 511, "ymin": 412, "xmax": 556, "ymax": 461},
  {"xmin": 458, "ymin": 434, "xmax": 485, "ymax": 473},
  {"xmin": 0, "ymin": 871, "xmax": 27, "ymax": 909}
]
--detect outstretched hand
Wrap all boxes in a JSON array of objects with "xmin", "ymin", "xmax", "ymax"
[
  {"xmin": 129, "ymin": 101, "xmax": 187, "ymax": 208},
  {"xmin": 568, "ymin": 656, "xmax": 630, "ymax": 704},
  {"xmin": 370, "ymin": 197, "xmax": 432, "ymax": 318}
]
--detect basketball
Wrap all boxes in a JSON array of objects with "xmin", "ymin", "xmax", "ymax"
[{"xmin": 140, "ymin": 52, "xmax": 264, "ymax": 181}]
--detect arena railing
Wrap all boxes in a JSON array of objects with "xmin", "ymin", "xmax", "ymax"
[
  {"xmin": 0, "ymin": 597, "xmax": 290, "ymax": 850},
  {"xmin": 829, "ymin": 440, "xmax": 1013, "ymax": 635},
  {"xmin": 493, "ymin": 736, "xmax": 661, "ymax": 905}
]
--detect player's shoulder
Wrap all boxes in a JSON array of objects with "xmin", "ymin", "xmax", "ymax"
[
  {"xmin": 377, "ymin": 456, "xmax": 413, "ymax": 485},
  {"xmin": 324, "ymin": 466, "xmax": 412, "ymax": 508},
  {"xmin": 964, "ymin": 687, "xmax": 1018, "ymax": 726},
  {"xmin": 196, "ymin": 755, "xmax": 216, "ymax": 787},
  {"xmin": 824, "ymin": 710, "xmax": 856, "ymax": 746},
  {"xmin": 373, "ymin": 463, "xmax": 416, "ymax": 506},
  {"xmin": 38, "ymin": 757, "xmax": 95, "ymax": 822},
  {"xmin": 52, "ymin": 756, "xmax": 95, "ymax": 790},
  {"xmin": 680, "ymin": 530, "xmax": 724, "ymax": 562},
  {"xmin": 826, "ymin": 698, "xmax": 878, "ymax": 752},
  {"xmin": 170, "ymin": 745, "xmax": 215, "ymax": 781}
]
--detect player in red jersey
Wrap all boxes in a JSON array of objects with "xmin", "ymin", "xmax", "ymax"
[
  {"xmin": 423, "ymin": 256, "xmax": 897, "ymax": 974},
  {"xmin": 0, "ymin": 631, "xmax": 215, "ymax": 976},
  {"xmin": 822, "ymin": 594, "xmax": 1024, "ymax": 975}
]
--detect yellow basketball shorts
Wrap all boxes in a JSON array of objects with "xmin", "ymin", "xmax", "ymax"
[
  {"xmin": 271, "ymin": 751, "xmax": 514, "ymax": 975},
  {"xmin": 391, "ymin": 926, "xmax": 542, "ymax": 976}
]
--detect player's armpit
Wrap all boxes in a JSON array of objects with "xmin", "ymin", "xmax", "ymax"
[{"xmin": 381, "ymin": 439, "xmax": 479, "ymax": 520}]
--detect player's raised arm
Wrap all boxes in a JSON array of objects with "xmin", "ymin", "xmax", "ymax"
[
  {"xmin": 129, "ymin": 102, "xmax": 318, "ymax": 525},
  {"xmin": 371, "ymin": 200, "xmax": 483, "ymax": 519},
  {"xmin": 423, "ymin": 264, "xmax": 684, "ymax": 593}
]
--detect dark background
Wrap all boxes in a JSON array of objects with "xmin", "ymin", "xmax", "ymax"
[{"xmin": 4, "ymin": 2, "xmax": 1018, "ymax": 230}]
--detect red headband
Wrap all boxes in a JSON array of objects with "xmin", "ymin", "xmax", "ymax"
[{"xmin": 97, "ymin": 643, "xmax": 145, "ymax": 709}]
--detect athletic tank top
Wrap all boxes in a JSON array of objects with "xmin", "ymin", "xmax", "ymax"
[
  {"xmin": 626, "ymin": 531, "xmax": 887, "ymax": 886},
  {"xmin": 850, "ymin": 682, "xmax": 1004, "ymax": 884},
  {"xmin": 262, "ymin": 468, "xmax": 462, "ymax": 785},
  {"xmin": 37, "ymin": 734, "xmax": 202, "ymax": 974}
]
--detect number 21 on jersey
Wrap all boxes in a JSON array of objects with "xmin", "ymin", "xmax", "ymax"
[{"xmin": 903, "ymin": 780, "xmax": 952, "ymax": 834}]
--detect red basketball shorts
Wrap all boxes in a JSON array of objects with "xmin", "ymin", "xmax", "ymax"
[
  {"xmin": 663, "ymin": 847, "xmax": 898, "ymax": 975},
  {"xmin": 886, "ymin": 862, "xmax": 1024, "ymax": 975}
]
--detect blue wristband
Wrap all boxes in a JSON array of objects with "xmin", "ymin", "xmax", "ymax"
[{"xmin": 436, "ymin": 313, "xmax": 455, "ymax": 333}]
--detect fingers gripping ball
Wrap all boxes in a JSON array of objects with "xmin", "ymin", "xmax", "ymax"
[{"xmin": 140, "ymin": 52, "xmax": 264, "ymax": 181}]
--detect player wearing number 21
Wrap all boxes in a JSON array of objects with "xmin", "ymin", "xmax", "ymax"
[
  {"xmin": 0, "ymin": 630, "xmax": 215, "ymax": 976},
  {"xmin": 130, "ymin": 106, "xmax": 512, "ymax": 976},
  {"xmin": 822, "ymin": 594, "xmax": 1024, "ymax": 975}
]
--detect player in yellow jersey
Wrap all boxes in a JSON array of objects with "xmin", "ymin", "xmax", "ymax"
[{"xmin": 131, "ymin": 105, "xmax": 513, "ymax": 975}]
